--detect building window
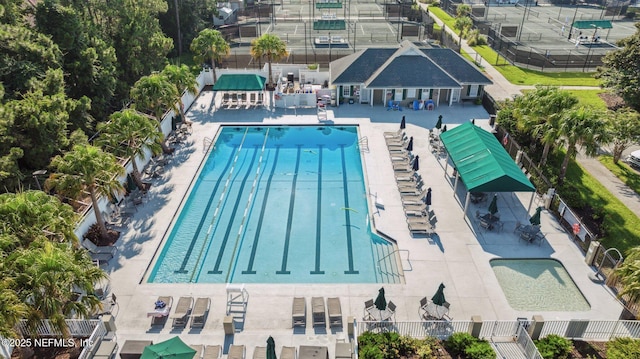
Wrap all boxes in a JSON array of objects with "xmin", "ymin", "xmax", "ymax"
[{"xmin": 342, "ymin": 86, "xmax": 351, "ymax": 97}]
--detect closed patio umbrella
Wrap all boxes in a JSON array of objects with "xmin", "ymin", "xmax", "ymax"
[
  {"xmin": 267, "ymin": 336, "xmax": 277, "ymax": 359},
  {"xmin": 400, "ymin": 115, "xmax": 406, "ymax": 130},
  {"xmin": 374, "ymin": 287, "xmax": 386, "ymax": 310},
  {"xmin": 435, "ymin": 115, "xmax": 442, "ymax": 130},
  {"xmin": 488, "ymin": 194, "xmax": 498, "ymax": 216},
  {"xmin": 442, "ymin": 124, "xmax": 447, "ymax": 132},
  {"xmin": 141, "ymin": 336, "xmax": 196, "ymax": 359},
  {"xmin": 530, "ymin": 206, "xmax": 542, "ymax": 226},
  {"xmin": 431, "ymin": 283, "xmax": 446, "ymax": 306},
  {"xmin": 412, "ymin": 155, "xmax": 420, "ymax": 171},
  {"xmin": 406, "ymin": 136, "xmax": 414, "ymax": 151}
]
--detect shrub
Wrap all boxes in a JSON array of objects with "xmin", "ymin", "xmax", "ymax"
[
  {"xmin": 607, "ymin": 337, "xmax": 640, "ymax": 359},
  {"xmin": 445, "ymin": 332, "xmax": 478, "ymax": 356},
  {"xmin": 535, "ymin": 334, "xmax": 573, "ymax": 359},
  {"xmin": 465, "ymin": 341, "xmax": 496, "ymax": 359},
  {"xmin": 358, "ymin": 332, "xmax": 438, "ymax": 359},
  {"xmin": 467, "ymin": 29, "xmax": 488, "ymax": 46}
]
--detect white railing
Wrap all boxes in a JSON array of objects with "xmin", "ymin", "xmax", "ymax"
[
  {"xmin": 540, "ymin": 320, "xmax": 640, "ymax": 340},
  {"xmin": 357, "ymin": 320, "xmax": 472, "ymax": 339},
  {"xmin": 479, "ymin": 320, "xmax": 521, "ymax": 339},
  {"xmin": 78, "ymin": 321, "xmax": 107, "ymax": 359},
  {"xmin": 17, "ymin": 319, "xmax": 101, "ymax": 337},
  {"xmin": 515, "ymin": 325, "xmax": 543, "ymax": 359}
]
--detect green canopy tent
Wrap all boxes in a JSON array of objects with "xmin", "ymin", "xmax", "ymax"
[
  {"xmin": 140, "ymin": 337, "xmax": 196, "ymax": 359},
  {"xmin": 212, "ymin": 74, "xmax": 267, "ymax": 109},
  {"xmin": 439, "ymin": 122, "xmax": 536, "ymax": 218}
]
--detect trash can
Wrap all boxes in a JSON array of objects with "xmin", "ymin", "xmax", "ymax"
[{"xmin": 489, "ymin": 114, "xmax": 496, "ymax": 126}]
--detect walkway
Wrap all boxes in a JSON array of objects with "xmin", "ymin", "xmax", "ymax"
[{"xmin": 424, "ymin": 6, "xmax": 640, "ymax": 220}]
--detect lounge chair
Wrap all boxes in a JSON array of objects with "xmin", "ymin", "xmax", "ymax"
[
  {"xmin": 387, "ymin": 139, "xmax": 408, "ymax": 148},
  {"xmin": 327, "ymin": 297, "xmax": 342, "ymax": 327},
  {"xmin": 403, "ymin": 203, "xmax": 427, "ymax": 212},
  {"xmin": 191, "ymin": 297, "xmax": 211, "ymax": 328},
  {"xmin": 249, "ymin": 93, "xmax": 256, "ymax": 106},
  {"xmin": 392, "ymin": 163, "xmax": 413, "ymax": 173},
  {"xmin": 390, "ymin": 152, "xmax": 413, "ymax": 162},
  {"xmin": 280, "ymin": 346, "xmax": 296, "ymax": 359},
  {"xmin": 383, "ymin": 129, "xmax": 404, "ymax": 138},
  {"xmin": 408, "ymin": 222, "xmax": 434, "ymax": 235},
  {"xmin": 401, "ymin": 189, "xmax": 427, "ymax": 201},
  {"xmin": 398, "ymin": 184, "xmax": 423, "ymax": 194},
  {"xmin": 253, "ymin": 346, "xmax": 266, "ymax": 359},
  {"xmin": 406, "ymin": 215, "xmax": 430, "ymax": 224},
  {"xmin": 190, "ymin": 345, "xmax": 204, "ymax": 359},
  {"xmin": 93, "ymin": 340, "xmax": 118, "ymax": 359},
  {"xmin": 385, "ymin": 134, "xmax": 407, "ymax": 145},
  {"xmin": 228, "ymin": 345, "xmax": 245, "ymax": 359},
  {"xmin": 222, "ymin": 93, "xmax": 230, "ymax": 105},
  {"xmin": 292, "ymin": 297, "xmax": 306, "ymax": 327},
  {"xmin": 363, "ymin": 299, "xmax": 375, "ymax": 321},
  {"xmin": 312, "ymin": 297, "xmax": 326, "ymax": 327},
  {"xmin": 203, "ymin": 345, "xmax": 221, "ymax": 359},
  {"xmin": 82, "ymin": 239, "xmax": 117, "ymax": 256},
  {"xmin": 171, "ymin": 296, "xmax": 193, "ymax": 328},
  {"xmin": 89, "ymin": 251, "xmax": 113, "ymax": 264},
  {"xmin": 150, "ymin": 296, "xmax": 173, "ymax": 326},
  {"xmin": 395, "ymin": 171, "xmax": 418, "ymax": 182}
]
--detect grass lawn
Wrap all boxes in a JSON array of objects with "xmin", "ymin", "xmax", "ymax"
[
  {"xmin": 428, "ymin": 8, "xmax": 601, "ymax": 87},
  {"xmin": 599, "ymin": 155, "xmax": 640, "ymax": 195},
  {"xmin": 564, "ymin": 158, "xmax": 640, "ymax": 254},
  {"xmin": 522, "ymin": 89, "xmax": 607, "ymax": 110}
]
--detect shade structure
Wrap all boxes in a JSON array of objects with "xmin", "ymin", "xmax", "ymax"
[
  {"xmin": 412, "ymin": 155, "xmax": 420, "ymax": 171},
  {"xmin": 406, "ymin": 136, "xmax": 413, "ymax": 151},
  {"xmin": 530, "ymin": 206, "xmax": 542, "ymax": 226},
  {"xmin": 435, "ymin": 115, "xmax": 442, "ymax": 130},
  {"xmin": 267, "ymin": 336, "xmax": 277, "ymax": 359},
  {"xmin": 212, "ymin": 74, "xmax": 266, "ymax": 91},
  {"xmin": 431, "ymin": 283, "xmax": 446, "ymax": 306},
  {"xmin": 140, "ymin": 337, "xmax": 196, "ymax": 359},
  {"xmin": 400, "ymin": 116, "xmax": 406, "ymax": 130},
  {"xmin": 374, "ymin": 287, "xmax": 386, "ymax": 310},
  {"xmin": 488, "ymin": 195, "xmax": 498, "ymax": 215}
]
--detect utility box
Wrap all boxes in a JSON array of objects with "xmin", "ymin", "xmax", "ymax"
[
  {"xmin": 223, "ymin": 316, "xmax": 235, "ymax": 334},
  {"xmin": 585, "ymin": 241, "xmax": 600, "ymax": 266}
]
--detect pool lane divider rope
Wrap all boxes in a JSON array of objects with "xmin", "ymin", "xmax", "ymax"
[
  {"xmin": 186, "ymin": 128, "xmax": 250, "ymax": 281},
  {"xmin": 341, "ymin": 145, "xmax": 359, "ymax": 275},
  {"xmin": 224, "ymin": 128, "xmax": 271, "ymax": 282},
  {"xmin": 242, "ymin": 145, "xmax": 281, "ymax": 275},
  {"xmin": 207, "ymin": 146, "xmax": 260, "ymax": 275},
  {"xmin": 311, "ymin": 145, "xmax": 325, "ymax": 275},
  {"xmin": 276, "ymin": 145, "xmax": 302, "ymax": 275},
  {"xmin": 174, "ymin": 145, "xmax": 237, "ymax": 274}
]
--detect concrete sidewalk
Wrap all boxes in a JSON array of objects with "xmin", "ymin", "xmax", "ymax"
[{"xmin": 424, "ymin": 6, "xmax": 640, "ymax": 219}]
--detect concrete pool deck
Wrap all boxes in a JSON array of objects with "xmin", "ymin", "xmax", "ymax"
[{"xmin": 105, "ymin": 92, "xmax": 623, "ymax": 357}]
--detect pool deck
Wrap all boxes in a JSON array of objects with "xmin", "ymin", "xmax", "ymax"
[{"xmin": 106, "ymin": 92, "xmax": 623, "ymax": 357}]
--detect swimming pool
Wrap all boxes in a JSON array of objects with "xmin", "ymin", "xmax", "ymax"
[
  {"xmin": 148, "ymin": 126, "xmax": 400, "ymax": 284},
  {"xmin": 490, "ymin": 259, "xmax": 590, "ymax": 312}
]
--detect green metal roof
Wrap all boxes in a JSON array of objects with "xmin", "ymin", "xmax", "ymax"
[
  {"xmin": 212, "ymin": 74, "xmax": 266, "ymax": 91},
  {"xmin": 316, "ymin": 2, "xmax": 342, "ymax": 8},
  {"xmin": 572, "ymin": 20, "xmax": 612, "ymax": 29},
  {"xmin": 439, "ymin": 122, "xmax": 535, "ymax": 193},
  {"xmin": 313, "ymin": 19, "xmax": 346, "ymax": 30}
]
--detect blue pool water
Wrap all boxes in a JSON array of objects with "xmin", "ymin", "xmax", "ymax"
[{"xmin": 148, "ymin": 126, "xmax": 397, "ymax": 283}]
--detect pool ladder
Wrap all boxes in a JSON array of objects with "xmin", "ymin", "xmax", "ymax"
[
  {"xmin": 358, "ymin": 136, "xmax": 369, "ymax": 152},
  {"xmin": 203, "ymin": 137, "xmax": 214, "ymax": 153}
]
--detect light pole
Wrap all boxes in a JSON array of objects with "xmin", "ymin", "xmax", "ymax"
[
  {"xmin": 517, "ymin": 0, "xmax": 529, "ymax": 42},
  {"xmin": 567, "ymin": 4, "xmax": 579, "ymax": 40},
  {"xmin": 32, "ymin": 170, "xmax": 47, "ymax": 191},
  {"xmin": 329, "ymin": 31, "xmax": 332, "ymax": 62}
]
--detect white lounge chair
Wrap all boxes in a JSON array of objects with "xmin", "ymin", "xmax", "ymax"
[
  {"xmin": 292, "ymin": 297, "xmax": 306, "ymax": 327},
  {"xmin": 253, "ymin": 346, "xmax": 266, "ymax": 359},
  {"xmin": 312, "ymin": 297, "xmax": 326, "ymax": 327},
  {"xmin": 191, "ymin": 297, "xmax": 210, "ymax": 328},
  {"xmin": 190, "ymin": 345, "xmax": 204, "ymax": 359},
  {"xmin": 327, "ymin": 297, "xmax": 342, "ymax": 327},
  {"xmin": 203, "ymin": 345, "xmax": 221, "ymax": 359},
  {"xmin": 228, "ymin": 345, "xmax": 245, "ymax": 359},
  {"xmin": 408, "ymin": 222, "xmax": 434, "ymax": 235},
  {"xmin": 280, "ymin": 346, "xmax": 296, "ymax": 359},
  {"xmin": 82, "ymin": 239, "xmax": 117, "ymax": 256},
  {"xmin": 171, "ymin": 296, "xmax": 193, "ymax": 328}
]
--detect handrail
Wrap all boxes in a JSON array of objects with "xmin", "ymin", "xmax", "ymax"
[
  {"xmin": 358, "ymin": 136, "xmax": 369, "ymax": 152},
  {"xmin": 377, "ymin": 249, "xmax": 410, "ymax": 280},
  {"xmin": 203, "ymin": 137, "xmax": 214, "ymax": 153}
]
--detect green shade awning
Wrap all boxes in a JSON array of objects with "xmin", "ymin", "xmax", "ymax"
[
  {"xmin": 313, "ymin": 19, "xmax": 346, "ymax": 30},
  {"xmin": 439, "ymin": 122, "xmax": 535, "ymax": 193},
  {"xmin": 212, "ymin": 74, "xmax": 266, "ymax": 91},
  {"xmin": 572, "ymin": 20, "xmax": 612, "ymax": 29},
  {"xmin": 316, "ymin": 2, "xmax": 342, "ymax": 8}
]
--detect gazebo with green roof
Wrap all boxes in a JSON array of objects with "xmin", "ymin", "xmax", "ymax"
[
  {"xmin": 439, "ymin": 122, "xmax": 536, "ymax": 218},
  {"xmin": 212, "ymin": 74, "xmax": 266, "ymax": 108}
]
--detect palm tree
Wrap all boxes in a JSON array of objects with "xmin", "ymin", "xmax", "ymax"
[
  {"xmin": 97, "ymin": 109, "xmax": 163, "ymax": 189},
  {"xmin": 250, "ymin": 34, "xmax": 288, "ymax": 88},
  {"xmin": 557, "ymin": 107, "xmax": 608, "ymax": 184},
  {"xmin": 0, "ymin": 191, "xmax": 79, "ymax": 249},
  {"xmin": 0, "ymin": 278, "xmax": 29, "ymax": 338},
  {"xmin": 46, "ymin": 145, "xmax": 125, "ymax": 241},
  {"xmin": 517, "ymin": 86, "xmax": 579, "ymax": 166},
  {"xmin": 130, "ymin": 74, "xmax": 179, "ymax": 154},
  {"xmin": 11, "ymin": 240, "xmax": 107, "ymax": 337},
  {"xmin": 456, "ymin": 3, "xmax": 472, "ymax": 17},
  {"xmin": 161, "ymin": 64, "xmax": 198, "ymax": 122},
  {"xmin": 190, "ymin": 29, "xmax": 230, "ymax": 83},
  {"xmin": 611, "ymin": 246, "xmax": 640, "ymax": 304},
  {"xmin": 454, "ymin": 16, "xmax": 473, "ymax": 52}
]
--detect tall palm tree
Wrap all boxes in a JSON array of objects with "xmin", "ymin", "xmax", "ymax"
[
  {"xmin": 0, "ymin": 191, "xmax": 79, "ymax": 249},
  {"xmin": 97, "ymin": 109, "xmax": 163, "ymax": 189},
  {"xmin": 161, "ymin": 64, "xmax": 198, "ymax": 122},
  {"xmin": 557, "ymin": 107, "xmax": 608, "ymax": 184},
  {"xmin": 517, "ymin": 86, "xmax": 579, "ymax": 166},
  {"xmin": 46, "ymin": 145, "xmax": 125, "ymax": 241},
  {"xmin": 190, "ymin": 29, "xmax": 230, "ymax": 82},
  {"xmin": 11, "ymin": 240, "xmax": 107, "ymax": 337},
  {"xmin": 250, "ymin": 34, "xmax": 288, "ymax": 88},
  {"xmin": 454, "ymin": 16, "xmax": 473, "ymax": 52},
  {"xmin": 130, "ymin": 74, "xmax": 179, "ymax": 153}
]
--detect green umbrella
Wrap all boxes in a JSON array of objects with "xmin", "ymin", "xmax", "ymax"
[
  {"xmin": 442, "ymin": 124, "xmax": 447, "ymax": 132},
  {"xmin": 431, "ymin": 283, "xmax": 446, "ymax": 306},
  {"xmin": 435, "ymin": 115, "xmax": 442, "ymax": 130},
  {"xmin": 140, "ymin": 337, "xmax": 196, "ymax": 359},
  {"xmin": 488, "ymin": 194, "xmax": 498, "ymax": 216},
  {"xmin": 267, "ymin": 336, "xmax": 277, "ymax": 359},
  {"xmin": 374, "ymin": 287, "xmax": 386, "ymax": 310},
  {"xmin": 530, "ymin": 206, "xmax": 542, "ymax": 226}
]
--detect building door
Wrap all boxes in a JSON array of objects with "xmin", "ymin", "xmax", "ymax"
[
  {"xmin": 451, "ymin": 88, "xmax": 460, "ymax": 103},
  {"xmin": 468, "ymin": 85, "xmax": 479, "ymax": 97}
]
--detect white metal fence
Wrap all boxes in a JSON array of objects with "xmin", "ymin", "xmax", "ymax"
[
  {"xmin": 17, "ymin": 319, "xmax": 101, "ymax": 337},
  {"xmin": 78, "ymin": 321, "xmax": 107, "ymax": 359}
]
